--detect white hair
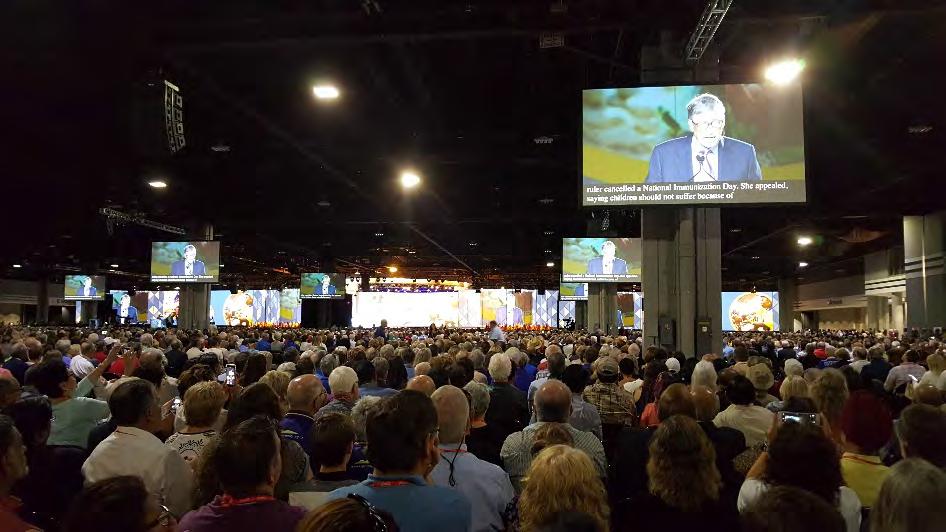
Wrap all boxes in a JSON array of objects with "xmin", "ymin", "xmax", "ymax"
[
  {"xmin": 691, "ymin": 361, "xmax": 718, "ymax": 391},
  {"xmin": 488, "ymin": 353, "xmax": 513, "ymax": 383},
  {"xmin": 328, "ymin": 366, "xmax": 358, "ymax": 395}
]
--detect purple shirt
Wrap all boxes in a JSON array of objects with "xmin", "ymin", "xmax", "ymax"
[{"xmin": 178, "ymin": 497, "xmax": 306, "ymax": 532}]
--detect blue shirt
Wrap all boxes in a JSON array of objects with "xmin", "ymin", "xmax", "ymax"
[
  {"xmin": 316, "ymin": 370, "xmax": 331, "ymax": 394},
  {"xmin": 513, "ymin": 364, "xmax": 537, "ymax": 392},
  {"xmin": 279, "ymin": 412, "xmax": 315, "ymax": 456},
  {"xmin": 359, "ymin": 384, "xmax": 398, "ymax": 399},
  {"xmin": 328, "ymin": 474, "xmax": 472, "ymax": 532},
  {"xmin": 257, "ymin": 340, "xmax": 272, "ymax": 352},
  {"xmin": 430, "ymin": 444, "xmax": 514, "ymax": 532}
]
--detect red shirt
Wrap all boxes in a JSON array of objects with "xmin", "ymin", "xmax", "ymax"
[
  {"xmin": 108, "ymin": 358, "xmax": 140, "ymax": 375},
  {"xmin": 0, "ymin": 495, "xmax": 40, "ymax": 532},
  {"xmin": 93, "ymin": 351, "xmax": 107, "ymax": 364}
]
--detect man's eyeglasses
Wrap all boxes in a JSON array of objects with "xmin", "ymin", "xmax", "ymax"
[
  {"xmin": 348, "ymin": 494, "xmax": 389, "ymax": 532},
  {"xmin": 692, "ymin": 118, "xmax": 725, "ymax": 129},
  {"xmin": 144, "ymin": 504, "xmax": 174, "ymax": 529}
]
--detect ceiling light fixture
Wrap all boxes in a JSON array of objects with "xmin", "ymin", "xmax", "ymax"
[
  {"xmin": 312, "ymin": 84, "xmax": 340, "ymax": 100},
  {"xmin": 799, "ymin": 261, "xmax": 809, "ymax": 268},
  {"xmin": 764, "ymin": 58, "xmax": 805, "ymax": 85},
  {"xmin": 110, "ymin": 264, "xmax": 119, "ymax": 268},
  {"xmin": 12, "ymin": 264, "xmax": 21, "ymax": 268},
  {"xmin": 546, "ymin": 262, "xmax": 554, "ymax": 268},
  {"xmin": 387, "ymin": 266, "xmax": 398, "ymax": 273},
  {"xmin": 148, "ymin": 180, "xmax": 168, "ymax": 189},
  {"xmin": 399, "ymin": 170, "xmax": 421, "ymax": 189},
  {"xmin": 796, "ymin": 235, "xmax": 813, "ymax": 246}
]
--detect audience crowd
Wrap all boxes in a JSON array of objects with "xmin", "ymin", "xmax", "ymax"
[{"xmin": 1, "ymin": 323, "xmax": 946, "ymax": 531}]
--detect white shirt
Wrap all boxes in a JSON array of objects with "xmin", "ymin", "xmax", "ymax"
[
  {"xmin": 70, "ymin": 354, "xmax": 96, "ymax": 380},
  {"xmin": 186, "ymin": 347, "xmax": 204, "ymax": 359},
  {"xmin": 488, "ymin": 326, "xmax": 505, "ymax": 342},
  {"xmin": 184, "ymin": 261, "xmax": 194, "ymax": 276},
  {"xmin": 602, "ymin": 257, "xmax": 613, "ymax": 274},
  {"xmin": 713, "ymin": 404, "xmax": 775, "ymax": 447},
  {"xmin": 82, "ymin": 426, "xmax": 194, "ymax": 517},
  {"xmin": 430, "ymin": 443, "xmax": 515, "ymax": 532},
  {"xmin": 738, "ymin": 478, "xmax": 861, "ymax": 532},
  {"xmin": 691, "ymin": 136, "xmax": 720, "ymax": 182}
]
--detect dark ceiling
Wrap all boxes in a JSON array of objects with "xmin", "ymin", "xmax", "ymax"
[{"xmin": 3, "ymin": 0, "xmax": 945, "ymax": 291}]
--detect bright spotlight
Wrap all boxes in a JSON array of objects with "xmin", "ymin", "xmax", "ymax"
[
  {"xmin": 12, "ymin": 264, "xmax": 21, "ymax": 268},
  {"xmin": 400, "ymin": 171, "xmax": 421, "ymax": 189},
  {"xmin": 387, "ymin": 266, "xmax": 398, "ymax": 273},
  {"xmin": 796, "ymin": 236, "xmax": 813, "ymax": 246},
  {"xmin": 546, "ymin": 262, "xmax": 555, "ymax": 268},
  {"xmin": 110, "ymin": 264, "xmax": 119, "ymax": 268},
  {"xmin": 799, "ymin": 261, "xmax": 809, "ymax": 268},
  {"xmin": 148, "ymin": 180, "xmax": 168, "ymax": 189},
  {"xmin": 765, "ymin": 58, "xmax": 805, "ymax": 85},
  {"xmin": 312, "ymin": 85, "xmax": 340, "ymax": 100}
]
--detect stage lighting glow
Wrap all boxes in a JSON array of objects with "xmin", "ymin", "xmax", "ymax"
[
  {"xmin": 546, "ymin": 262, "xmax": 555, "ymax": 267},
  {"xmin": 110, "ymin": 264, "xmax": 119, "ymax": 268},
  {"xmin": 148, "ymin": 180, "xmax": 168, "ymax": 188},
  {"xmin": 765, "ymin": 58, "xmax": 805, "ymax": 85},
  {"xmin": 797, "ymin": 235, "xmax": 813, "ymax": 246},
  {"xmin": 400, "ymin": 171, "xmax": 421, "ymax": 189},
  {"xmin": 388, "ymin": 266, "xmax": 398, "ymax": 273},
  {"xmin": 312, "ymin": 85, "xmax": 340, "ymax": 100},
  {"xmin": 799, "ymin": 261, "xmax": 809, "ymax": 268},
  {"xmin": 12, "ymin": 264, "xmax": 21, "ymax": 268}
]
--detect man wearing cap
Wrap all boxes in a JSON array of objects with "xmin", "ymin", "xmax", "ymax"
[{"xmin": 582, "ymin": 357, "xmax": 636, "ymax": 426}]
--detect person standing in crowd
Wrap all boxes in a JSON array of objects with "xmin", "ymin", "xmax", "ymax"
[
  {"xmin": 488, "ymin": 320, "xmax": 505, "ymax": 342},
  {"xmin": 810, "ymin": 368, "xmax": 849, "ymax": 444},
  {"xmin": 326, "ymin": 390, "xmax": 473, "ymax": 531},
  {"xmin": 430, "ymin": 385, "xmax": 514, "ymax": 532},
  {"xmin": 517, "ymin": 445, "xmax": 610, "ymax": 532},
  {"xmin": 485, "ymin": 353, "xmax": 529, "ymax": 441},
  {"xmin": 712, "ymin": 375, "xmax": 774, "ymax": 446},
  {"xmin": 178, "ymin": 416, "xmax": 306, "ymax": 531},
  {"xmin": 315, "ymin": 366, "xmax": 360, "ymax": 420},
  {"xmin": 838, "ymin": 390, "xmax": 892, "ymax": 507},
  {"xmin": 288, "ymin": 413, "xmax": 360, "ymax": 510},
  {"xmin": 373, "ymin": 319, "xmax": 388, "ymax": 339},
  {"xmin": 279, "ymin": 374, "xmax": 327, "ymax": 456},
  {"xmin": 583, "ymin": 357, "xmax": 636, "ymax": 427},
  {"xmin": 63, "ymin": 476, "xmax": 178, "ymax": 532},
  {"xmin": 502, "ymin": 380, "xmax": 606, "ymax": 492}
]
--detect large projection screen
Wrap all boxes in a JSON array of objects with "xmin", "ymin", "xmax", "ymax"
[
  {"xmin": 582, "ymin": 82, "xmax": 805, "ymax": 206},
  {"xmin": 722, "ymin": 291, "xmax": 780, "ymax": 331},
  {"xmin": 563, "ymin": 238, "xmax": 641, "ymax": 282},
  {"xmin": 151, "ymin": 242, "xmax": 220, "ymax": 283}
]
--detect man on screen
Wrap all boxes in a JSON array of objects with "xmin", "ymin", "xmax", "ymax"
[
  {"xmin": 77, "ymin": 277, "xmax": 97, "ymax": 297},
  {"xmin": 315, "ymin": 274, "xmax": 337, "ymax": 295},
  {"xmin": 586, "ymin": 241, "xmax": 628, "ymax": 276},
  {"xmin": 116, "ymin": 294, "xmax": 138, "ymax": 324},
  {"xmin": 646, "ymin": 93, "xmax": 762, "ymax": 183},
  {"xmin": 170, "ymin": 244, "xmax": 207, "ymax": 277}
]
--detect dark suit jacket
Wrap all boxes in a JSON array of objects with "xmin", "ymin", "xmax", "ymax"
[
  {"xmin": 170, "ymin": 260, "xmax": 206, "ymax": 276},
  {"xmin": 165, "ymin": 349, "xmax": 188, "ymax": 378},
  {"xmin": 486, "ymin": 382, "xmax": 530, "ymax": 442},
  {"xmin": 315, "ymin": 284, "xmax": 337, "ymax": 295},
  {"xmin": 587, "ymin": 256, "xmax": 629, "ymax": 275},
  {"xmin": 646, "ymin": 135, "xmax": 762, "ymax": 183},
  {"xmin": 117, "ymin": 306, "xmax": 138, "ymax": 324}
]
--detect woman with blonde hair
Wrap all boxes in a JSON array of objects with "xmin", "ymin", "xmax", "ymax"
[
  {"xmin": 621, "ymin": 415, "xmax": 737, "ymax": 531},
  {"xmin": 518, "ymin": 445, "xmax": 609, "ymax": 532},
  {"xmin": 810, "ymin": 368, "xmax": 849, "ymax": 443},
  {"xmin": 766, "ymin": 375, "xmax": 809, "ymax": 412},
  {"xmin": 259, "ymin": 369, "xmax": 290, "ymax": 417}
]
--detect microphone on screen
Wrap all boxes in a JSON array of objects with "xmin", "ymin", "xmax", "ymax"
[{"xmin": 691, "ymin": 151, "xmax": 707, "ymax": 181}]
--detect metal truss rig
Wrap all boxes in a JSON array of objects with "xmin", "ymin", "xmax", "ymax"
[
  {"xmin": 684, "ymin": 0, "xmax": 734, "ymax": 64},
  {"xmin": 99, "ymin": 207, "xmax": 187, "ymax": 236}
]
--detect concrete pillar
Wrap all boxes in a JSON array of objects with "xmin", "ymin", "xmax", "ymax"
[
  {"xmin": 903, "ymin": 213, "xmax": 946, "ymax": 329},
  {"xmin": 78, "ymin": 300, "xmax": 97, "ymax": 324},
  {"xmin": 587, "ymin": 283, "xmax": 618, "ymax": 335},
  {"xmin": 890, "ymin": 293, "xmax": 905, "ymax": 332},
  {"xmin": 642, "ymin": 207, "xmax": 721, "ymax": 358},
  {"xmin": 865, "ymin": 295, "xmax": 890, "ymax": 331},
  {"xmin": 778, "ymin": 278, "xmax": 797, "ymax": 333},
  {"xmin": 36, "ymin": 276, "xmax": 49, "ymax": 324},
  {"xmin": 178, "ymin": 224, "xmax": 213, "ymax": 330}
]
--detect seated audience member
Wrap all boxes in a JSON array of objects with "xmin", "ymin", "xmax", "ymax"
[
  {"xmin": 296, "ymin": 496, "xmax": 399, "ymax": 532},
  {"xmin": 63, "ymin": 476, "xmax": 177, "ymax": 532},
  {"xmin": 690, "ymin": 384, "xmax": 747, "ymax": 494},
  {"xmin": 136, "ymin": 348, "xmax": 179, "ymax": 406},
  {"xmin": 517, "ymin": 445, "xmax": 609, "ymax": 532},
  {"xmin": 406, "ymin": 375, "xmax": 436, "ymax": 396},
  {"xmin": 174, "ymin": 364, "xmax": 226, "ymax": 433},
  {"xmin": 620, "ymin": 415, "xmax": 738, "ymax": 531},
  {"xmin": 258, "ymin": 370, "xmax": 291, "ymax": 417},
  {"xmin": 838, "ymin": 390, "xmax": 892, "ymax": 507},
  {"xmin": 860, "ymin": 346, "xmax": 892, "ymax": 385},
  {"xmin": 430, "ymin": 385, "xmax": 514, "ymax": 532},
  {"xmin": 279, "ymin": 374, "xmax": 327, "ymax": 456},
  {"xmin": 164, "ymin": 339, "xmax": 188, "ymax": 379},
  {"xmin": 869, "ymin": 458, "xmax": 946, "ymax": 532},
  {"xmin": 502, "ymin": 380, "xmax": 606, "ymax": 492},
  {"xmin": 179, "ymin": 416, "xmax": 307, "ymax": 531},
  {"xmin": 747, "ymin": 363, "xmax": 777, "ymax": 406},
  {"xmin": 315, "ymin": 366, "xmax": 360, "ymax": 420},
  {"xmin": 896, "ymin": 404, "xmax": 946, "ymax": 467},
  {"xmin": 884, "ymin": 349, "xmax": 926, "ymax": 392},
  {"xmin": 583, "ymin": 357, "xmax": 636, "ymax": 427},
  {"xmin": 326, "ymin": 390, "xmax": 473, "ymax": 531},
  {"xmin": 920, "ymin": 351, "xmax": 944, "ymax": 388},
  {"xmin": 619, "ymin": 357, "xmax": 643, "ymax": 400},
  {"xmin": 316, "ymin": 354, "xmax": 337, "ymax": 394},
  {"xmin": 766, "ymin": 375, "xmax": 809, "ymax": 412},
  {"xmin": 289, "ymin": 413, "xmax": 359, "ymax": 509},
  {"xmin": 0, "ymin": 414, "xmax": 39, "ymax": 532},
  {"xmin": 527, "ymin": 347, "xmax": 566, "ymax": 408},
  {"xmin": 3, "ymin": 342, "xmax": 30, "ymax": 386},
  {"xmin": 355, "ymin": 360, "xmax": 397, "ymax": 399},
  {"xmin": 8, "ymin": 392, "xmax": 85, "ymax": 527},
  {"xmin": 32, "ymin": 346, "xmax": 119, "ymax": 448},
  {"xmin": 485, "ymin": 353, "xmax": 530, "ymax": 441},
  {"xmin": 713, "ymin": 375, "xmax": 775, "ymax": 447},
  {"xmin": 348, "ymin": 396, "xmax": 382, "ymax": 481},
  {"xmin": 239, "ymin": 352, "xmax": 268, "ymax": 387},
  {"xmin": 738, "ymin": 421, "xmax": 861, "ymax": 532},
  {"xmin": 82, "ymin": 379, "xmax": 193, "ymax": 518},
  {"xmin": 0, "ymin": 375, "xmax": 21, "ymax": 410},
  {"xmin": 810, "ymin": 368, "xmax": 850, "ymax": 444},
  {"xmin": 69, "ymin": 342, "xmax": 96, "ymax": 380},
  {"xmin": 165, "ymin": 381, "xmax": 226, "ymax": 465},
  {"xmin": 741, "ymin": 485, "xmax": 845, "ymax": 532},
  {"xmin": 560, "ymin": 364, "xmax": 603, "ymax": 440},
  {"xmin": 463, "ymin": 380, "xmax": 505, "ymax": 467}
]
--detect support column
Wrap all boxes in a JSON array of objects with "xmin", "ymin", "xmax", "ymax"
[
  {"xmin": 79, "ymin": 300, "xmax": 97, "ymax": 324},
  {"xmin": 903, "ymin": 213, "xmax": 946, "ymax": 329},
  {"xmin": 587, "ymin": 283, "xmax": 618, "ymax": 335},
  {"xmin": 865, "ymin": 296, "xmax": 890, "ymax": 331},
  {"xmin": 36, "ymin": 276, "xmax": 49, "ymax": 324},
  {"xmin": 178, "ymin": 224, "xmax": 213, "ymax": 330},
  {"xmin": 778, "ymin": 278, "xmax": 797, "ymax": 332},
  {"xmin": 642, "ymin": 207, "xmax": 721, "ymax": 358},
  {"xmin": 890, "ymin": 294, "xmax": 905, "ymax": 332}
]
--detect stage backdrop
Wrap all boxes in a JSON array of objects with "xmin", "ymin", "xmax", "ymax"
[{"xmin": 351, "ymin": 290, "xmax": 562, "ymax": 328}]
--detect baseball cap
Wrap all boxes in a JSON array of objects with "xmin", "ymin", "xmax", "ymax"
[
  {"xmin": 665, "ymin": 357, "xmax": 681, "ymax": 373},
  {"xmin": 596, "ymin": 357, "xmax": 620, "ymax": 379}
]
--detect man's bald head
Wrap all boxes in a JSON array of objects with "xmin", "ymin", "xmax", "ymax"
[
  {"xmin": 658, "ymin": 383, "xmax": 696, "ymax": 422},
  {"xmin": 406, "ymin": 375, "xmax": 436, "ymax": 396},
  {"xmin": 431, "ymin": 385, "xmax": 470, "ymax": 445},
  {"xmin": 914, "ymin": 384, "xmax": 945, "ymax": 407},
  {"xmin": 690, "ymin": 384, "xmax": 718, "ymax": 422},
  {"xmin": 287, "ymin": 374, "xmax": 326, "ymax": 414},
  {"xmin": 534, "ymin": 379, "xmax": 572, "ymax": 423}
]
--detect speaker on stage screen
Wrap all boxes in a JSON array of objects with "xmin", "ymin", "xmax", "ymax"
[
  {"xmin": 562, "ymin": 238, "xmax": 641, "ymax": 283},
  {"xmin": 300, "ymin": 273, "xmax": 345, "ymax": 299},
  {"xmin": 64, "ymin": 275, "xmax": 106, "ymax": 301},
  {"xmin": 150, "ymin": 241, "xmax": 220, "ymax": 283}
]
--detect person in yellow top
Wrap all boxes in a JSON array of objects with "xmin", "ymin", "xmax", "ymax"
[{"xmin": 838, "ymin": 390, "xmax": 893, "ymax": 508}]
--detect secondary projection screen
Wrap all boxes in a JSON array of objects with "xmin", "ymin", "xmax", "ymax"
[
  {"xmin": 64, "ymin": 275, "xmax": 106, "ymax": 300},
  {"xmin": 582, "ymin": 82, "xmax": 805, "ymax": 206},
  {"xmin": 300, "ymin": 273, "xmax": 345, "ymax": 299},
  {"xmin": 563, "ymin": 238, "xmax": 641, "ymax": 282},
  {"xmin": 352, "ymin": 292, "xmax": 461, "ymax": 328},
  {"xmin": 722, "ymin": 291, "xmax": 780, "ymax": 331},
  {"xmin": 560, "ymin": 282, "xmax": 589, "ymax": 301},
  {"xmin": 151, "ymin": 242, "xmax": 220, "ymax": 283}
]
